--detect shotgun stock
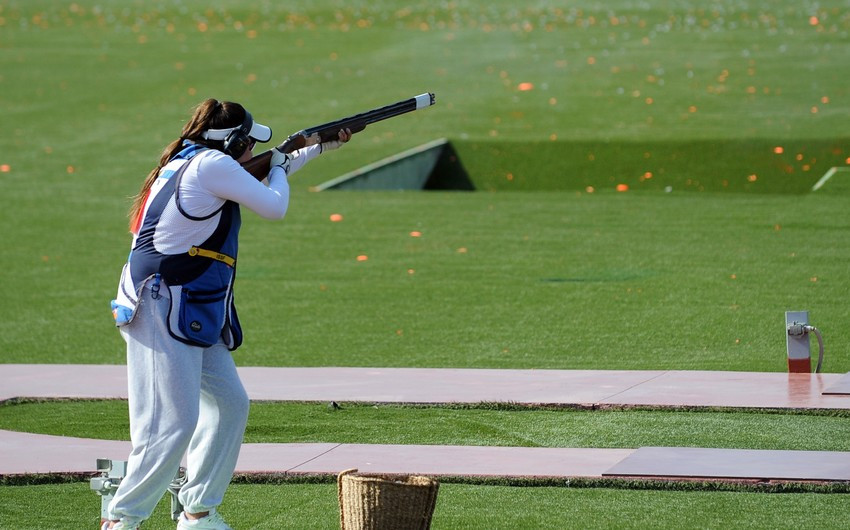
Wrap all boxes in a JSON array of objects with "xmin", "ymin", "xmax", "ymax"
[{"xmin": 242, "ymin": 92, "xmax": 436, "ymax": 181}]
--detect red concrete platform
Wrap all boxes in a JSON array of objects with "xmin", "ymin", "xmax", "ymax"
[
  {"xmin": 282, "ymin": 444, "xmax": 634, "ymax": 479},
  {"xmin": 604, "ymin": 446, "xmax": 850, "ymax": 482},
  {"xmin": 823, "ymin": 371, "xmax": 850, "ymax": 395},
  {"xmin": 0, "ymin": 429, "xmax": 630, "ymax": 479},
  {"xmin": 596, "ymin": 370, "xmax": 849, "ymax": 409},
  {"xmin": 2, "ymin": 365, "xmax": 849, "ymax": 410}
]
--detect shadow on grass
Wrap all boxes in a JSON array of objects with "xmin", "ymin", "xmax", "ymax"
[{"xmin": 453, "ymin": 138, "xmax": 850, "ymax": 193}]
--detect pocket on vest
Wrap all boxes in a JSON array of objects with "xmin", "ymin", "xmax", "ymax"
[{"xmin": 178, "ymin": 287, "xmax": 227, "ymax": 347}]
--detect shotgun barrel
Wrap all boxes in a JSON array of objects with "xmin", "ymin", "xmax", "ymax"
[{"xmin": 242, "ymin": 93, "xmax": 436, "ymax": 180}]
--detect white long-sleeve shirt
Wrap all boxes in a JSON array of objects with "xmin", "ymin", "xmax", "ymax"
[{"xmin": 177, "ymin": 144, "xmax": 321, "ymax": 220}]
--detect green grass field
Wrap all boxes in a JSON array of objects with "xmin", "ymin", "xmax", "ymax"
[
  {"xmin": 2, "ymin": 0, "xmax": 850, "ymax": 528},
  {"xmin": 4, "ymin": 481, "xmax": 849, "ymax": 530}
]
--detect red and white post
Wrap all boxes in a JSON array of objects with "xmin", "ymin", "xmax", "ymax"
[{"xmin": 786, "ymin": 311, "xmax": 811, "ymax": 373}]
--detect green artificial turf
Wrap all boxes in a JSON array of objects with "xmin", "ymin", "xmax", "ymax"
[
  {"xmin": 3, "ymin": 189, "xmax": 849, "ymax": 372},
  {"xmin": 2, "ymin": 400, "xmax": 849, "ymax": 452}
]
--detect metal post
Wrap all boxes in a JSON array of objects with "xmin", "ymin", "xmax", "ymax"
[
  {"xmin": 90, "ymin": 459, "xmax": 127, "ymax": 525},
  {"xmin": 91, "ymin": 460, "xmax": 186, "ymax": 524}
]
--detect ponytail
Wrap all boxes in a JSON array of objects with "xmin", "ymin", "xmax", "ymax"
[
  {"xmin": 128, "ymin": 138, "xmax": 183, "ymax": 233},
  {"xmin": 127, "ymin": 99, "xmax": 246, "ymax": 233}
]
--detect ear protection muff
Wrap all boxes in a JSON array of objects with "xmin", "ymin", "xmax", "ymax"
[{"xmin": 222, "ymin": 111, "xmax": 254, "ymax": 159}]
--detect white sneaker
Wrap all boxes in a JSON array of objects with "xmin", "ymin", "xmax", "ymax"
[
  {"xmin": 177, "ymin": 509, "xmax": 233, "ymax": 530},
  {"xmin": 101, "ymin": 520, "xmax": 141, "ymax": 530}
]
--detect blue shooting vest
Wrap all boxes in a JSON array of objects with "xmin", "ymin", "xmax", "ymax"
[{"xmin": 113, "ymin": 145, "xmax": 243, "ymax": 350}]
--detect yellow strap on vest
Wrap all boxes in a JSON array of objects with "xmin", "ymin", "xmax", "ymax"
[{"xmin": 188, "ymin": 246, "xmax": 236, "ymax": 267}]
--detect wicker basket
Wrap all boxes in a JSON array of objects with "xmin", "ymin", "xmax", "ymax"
[{"xmin": 338, "ymin": 468, "xmax": 440, "ymax": 530}]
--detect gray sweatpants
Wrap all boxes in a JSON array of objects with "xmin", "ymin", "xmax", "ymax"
[{"xmin": 107, "ymin": 286, "xmax": 250, "ymax": 522}]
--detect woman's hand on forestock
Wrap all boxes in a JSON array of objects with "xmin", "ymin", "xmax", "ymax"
[{"xmin": 320, "ymin": 128, "xmax": 352, "ymax": 152}]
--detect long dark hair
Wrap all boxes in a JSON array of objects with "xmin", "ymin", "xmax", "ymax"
[{"xmin": 128, "ymin": 99, "xmax": 247, "ymax": 233}]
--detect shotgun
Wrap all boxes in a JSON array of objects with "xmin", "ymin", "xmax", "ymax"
[{"xmin": 242, "ymin": 92, "xmax": 436, "ymax": 180}]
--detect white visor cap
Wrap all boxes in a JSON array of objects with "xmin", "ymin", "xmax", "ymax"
[
  {"xmin": 248, "ymin": 120, "xmax": 272, "ymax": 142},
  {"xmin": 202, "ymin": 117, "xmax": 273, "ymax": 143}
]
